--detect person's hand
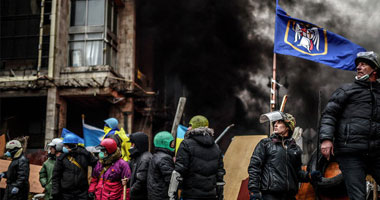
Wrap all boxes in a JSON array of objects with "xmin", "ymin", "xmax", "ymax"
[
  {"xmin": 122, "ymin": 177, "xmax": 128, "ymax": 186},
  {"xmin": 88, "ymin": 192, "xmax": 95, "ymax": 199},
  {"xmin": 310, "ymin": 171, "xmax": 323, "ymax": 183},
  {"xmin": 11, "ymin": 187, "xmax": 19, "ymax": 194},
  {"xmin": 321, "ymin": 140, "xmax": 334, "ymax": 160},
  {"xmin": 249, "ymin": 191, "xmax": 263, "ymax": 200}
]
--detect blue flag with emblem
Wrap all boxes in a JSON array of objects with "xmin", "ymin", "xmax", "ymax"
[{"xmin": 274, "ymin": 0, "xmax": 366, "ymax": 71}]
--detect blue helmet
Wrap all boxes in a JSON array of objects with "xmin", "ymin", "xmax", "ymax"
[
  {"xmin": 63, "ymin": 134, "xmax": 79, "ymax": 144},
  {"xmin": 104, "ymin": 118, "xmax": 118, "ymax": 129}
]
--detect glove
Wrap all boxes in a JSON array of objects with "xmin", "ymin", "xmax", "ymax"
[
  {"xmin": 310, "ymin": 170, "xmax": 323, "ymax": 183},
  {"xmin": 11, "ymin": 187, "xmax": 19, "ymax": 194},
  {"xmin": 88, "ymin": 192, "xmax": 95, "ymax": 199},
  {"xmin": 249, "ymin": 192, "xmax": 263, "ymax": 200}
]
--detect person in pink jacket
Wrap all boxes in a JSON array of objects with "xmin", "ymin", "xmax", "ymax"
[{"xmin": 89, "ymin": 138, "xmax": 131, "ymax": 200}]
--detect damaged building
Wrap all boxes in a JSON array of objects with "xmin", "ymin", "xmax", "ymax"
[{"xmin": 0, "ymin": 0, "xmax": 157, "ymax": 152}]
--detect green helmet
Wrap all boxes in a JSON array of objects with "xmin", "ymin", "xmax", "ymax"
[
  {"xmin": 355, "ymin": 51, "xmax": 380, "ymax": 71},
  {"xmin": 154, "ymin": 131, "xmax": 174, "ymax": 152},
  {"xmin": 189, "ymin": 115, "xmax": 209, "ymax": 129},
  {"xmin": 6, "ymin": 140, "xmax": 22, "ymax": 150}
]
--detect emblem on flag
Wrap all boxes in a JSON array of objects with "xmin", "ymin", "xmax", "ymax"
[
  {"xmin": 274, "ymin": 0, "xmax": 365, "ymax": 70},
  {"xmin": 284, "ymin": 21, "xmax": 327, "ymax": 56}
]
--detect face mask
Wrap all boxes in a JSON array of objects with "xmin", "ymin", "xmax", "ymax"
[
  {"xmin": 128, "ymin": 146, "xmax": 138, "ymax": 155},
  {"xmin": 99, "ymin": 152, "xmax": 105, "ymax": 159},
  {"xmin": 4, "ymin": 151, "xmax": 11, "ymax": 157},
  {"xmin": 355, "ymin": 74, "xmax": 370, "ymax": 81},
  {"xmin": 62, "ymin": 147, "xmax": 69, "ymax": 153},
  {"xmin": 104, "ymin": 126, "xmax": 112, "ymax": 134},
  {"xmin": 355, "ymin": 69, "xmax": 375, "ymax": 81}
]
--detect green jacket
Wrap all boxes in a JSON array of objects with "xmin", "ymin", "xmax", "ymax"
[{"xmin": 39, "ymin": 158, "xmax": 56, "ymax": 200}]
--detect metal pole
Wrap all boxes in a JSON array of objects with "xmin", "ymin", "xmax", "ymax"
[
  {"xmin": 37, "ymin": 0, "xmax": 46, "ymax": 77},
  {"xmin": 271, "ymin": 53, "xmax": 277, "ymax": 111},
  {"xmin": 215, "ymin": 124, "xmax": 234, "ymax": 144},
  {"xmin": 48, "ymin": 0, "xmax": 57, "ymax": 78}
]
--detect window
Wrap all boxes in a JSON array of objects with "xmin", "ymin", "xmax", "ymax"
[
  {"xmin": 0, "ymin": 0, "xmax": 51, "ymax": 73},
  {"xmin": 69, "ymin": 0, "xmax": 118, "ymax": 68}
]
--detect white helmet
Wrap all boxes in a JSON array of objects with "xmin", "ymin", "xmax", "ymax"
[
  {"xmin": 47, "ymin": 138, "xmax": 63, "ymax": 152},
  {"xmin": 6, "ymin": 140, "xmax": 22, "ymax": 150}
]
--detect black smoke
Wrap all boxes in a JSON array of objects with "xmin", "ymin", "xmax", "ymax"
[{"xmin": 136, "ymin": 0, "xmax": 379, "ymax": 150}]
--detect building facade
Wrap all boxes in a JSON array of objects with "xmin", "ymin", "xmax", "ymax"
[{"xmin": 0, "ymin": 0, "xmax": 154, "ymax": 150}]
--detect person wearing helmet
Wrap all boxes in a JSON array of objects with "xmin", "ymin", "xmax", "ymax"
[
  {"xmin": 103, "ymin": 118, "xmax": 122, "ymax": 146},
  {"xmin": 51, "ymin": 134, "xmax": 98, "ymax": 200},
  {"xmin": 39, "ymin": 138, "xmax": 63, "ymax": 200},
  {"xmin": 169, "ymin": 115, "xmax": 225, "ymax": 200},
  {"xmin": 147, "ymin": 131, "xmax": 175, "ymax": 200},
  {"xmin": 0, "ymin": 140, "xmax": 30, "ymax": 200},
  {"xmin": 248, "ymin": 113, "xmax": 312, "ymax": 200},
  {"xmin": 88, "ymin": 138, "xmax": 131, "ymax": 200},
  {"xmin": 128, "ymin": 132, "xmax": 152, "ymax": 200},
  {"xmin": 319, "ymin": 51, "xmax": 380, "ymax": 199}
]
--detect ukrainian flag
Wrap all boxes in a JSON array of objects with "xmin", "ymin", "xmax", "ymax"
[{"xmin": 175, "ymin": 125, "xmax": 188, "ymax": 153}]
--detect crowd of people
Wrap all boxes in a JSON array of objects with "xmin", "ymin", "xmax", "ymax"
[
  {"xmin": 1, "ymin": 51, "xmax": 380, "ymax": 200},
  {"xmin": 0, "ymin": 115, "xmax": 225, "ymax": 200}
]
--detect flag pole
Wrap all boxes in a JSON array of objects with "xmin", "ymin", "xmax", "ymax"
[
  {"xmin": 271, "ymin": 53, "xmax": 277, "ymax": 112},
  {"xmin": 269, "ymin": 53, "xmax": 277, "ymax": 135}
]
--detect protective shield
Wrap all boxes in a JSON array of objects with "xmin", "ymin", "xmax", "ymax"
[{"xmin": 259, "ymin": 111, "xmax": 285, "ymax": 124}]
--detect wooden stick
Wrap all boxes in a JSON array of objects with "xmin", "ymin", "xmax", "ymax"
[
  {"xmin": 280, "ymin": 95, "xmax": 288, "ymax": 112},
  {"xmin": 123, "ymin": 177, "xmax": 128, "ymax": 200},
  {"xmin": 171, "ymin": 97, "xmax": 187, "ymax": 147}
]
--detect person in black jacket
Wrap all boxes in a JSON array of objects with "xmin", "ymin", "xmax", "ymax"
[
  {"xmin": 147, "ymin": 131, "xmax": 175, "ymax": 200},
  {"xmin": 319, "ymin": 51, "xmax": 380, "ymax": 200},
  {"xmin": 0, "ymin": 140, "xmax": 29, "ymax": 200},
  {"xmin": 169, "ymin": 115, "xmax": 225, "ymax": 200},
  {"xmin": 129, "ymin": 132, "xmax": 152, "ymax": 200},
  {"xmin": 248, "ymin": 112, "xmax": 311, "ymax": 200},
  {"xmin": 51, "ymin": 134, "xmax": 98, "ymax": 200}
]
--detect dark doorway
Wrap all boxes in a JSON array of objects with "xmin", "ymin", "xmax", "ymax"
[{"xmin": 0, "ymin": 97, "xmax": 46, "ymax": 149}]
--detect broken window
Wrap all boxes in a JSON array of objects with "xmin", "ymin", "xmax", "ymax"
[{"xmin": 69, "ymin": 0, "xmax": 118, "ymax": 68}]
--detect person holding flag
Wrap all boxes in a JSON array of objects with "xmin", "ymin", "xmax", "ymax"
[
  {"xmin": 319, "ymin": 51, "xmax": 380, "ymax": 199},
  {"xmin": 168, "ymin": 115, "xmax": 225, "ymax": 200},
  {"xmin": 102, "ymin": 117, "xmax": 131, "ymax": 161}
]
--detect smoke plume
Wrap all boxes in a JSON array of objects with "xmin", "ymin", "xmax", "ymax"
[{"xmin": 136, "ymin": 0, "xmax": 380, "ymax": 150}]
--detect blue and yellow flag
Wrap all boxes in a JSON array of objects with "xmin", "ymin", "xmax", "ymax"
[
  {"xmin": 274, "ymin": 0, "xmax": 365, "ymax": 71},
  {"xmin": 175, "ymin": 125, "xmax": 188, "ymax": 153}
]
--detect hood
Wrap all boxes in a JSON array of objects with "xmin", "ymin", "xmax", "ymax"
[
  {"xmin": 100, "ymin": 148, "xmax": 121, "ymax": 165},
  {"xmin": 186, "ymin": 127, "xmax": 215, "ymax": 147},
  {"xmin": 130, "ymin": 132, "xmax": 149, "ymax": 153}
]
